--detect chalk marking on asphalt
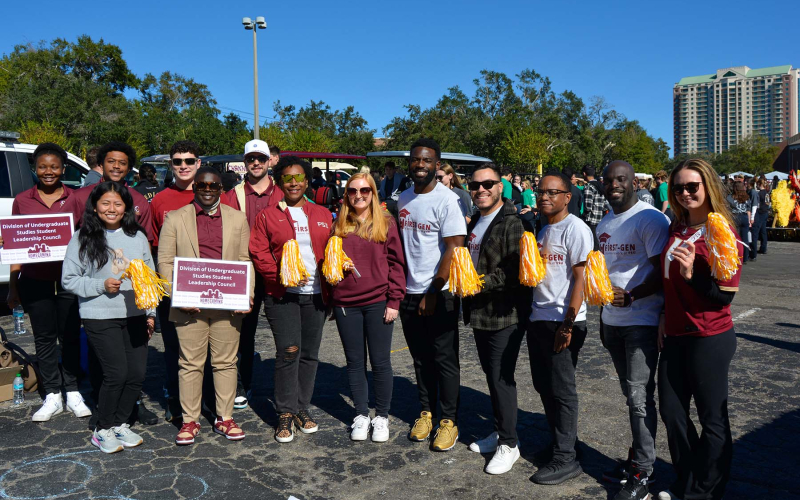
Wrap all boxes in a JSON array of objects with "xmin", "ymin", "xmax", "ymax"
[
  {"xmin": 733, "ymin": 308, "xmax": 761, "ymax": 321},
  {"xmin": 391, "ymin": 346, "xmax": 409, "ymax": 354}
]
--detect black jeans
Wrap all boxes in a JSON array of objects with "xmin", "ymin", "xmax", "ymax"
[
  {"xmin": 334, "ymin": 301, "xmax": 393, "ymax": 418},
  {"xmin": 751, "ymin": 211, "xmax": 768, "ymax": 257},
  {"xmin": 157, "ymin": 296, "xmax": 180, "ymax": 398},
  {"xmin": 658, "ymin": 328, "xmax": 736, "ymax": 500},
  {"xmin": 474, "ymin": 324, "xmax": 524, "ymax": 447},
  {"xmin": 399, "ymin": 291, "xmax": 460, "ymax": 422},
  {"xmin": 603, "ymin": 324, "xmax": 659, "ymax": 475},
  {"xmin": 734, "ymin": 214, "xmax": 750, "ymax": 263},
  {"xmin": 17, "ymin": 277, "xmax": 81, "ymax": 394},
  {"xmin": 263, "ymin": 293, "xmax": 326, "ymax": 415},
  {"xmin": 83, "ymin": 316, "xmax": 149, "ymax": 430},
  {"xmin": 527, "ymin": 320, "xmax": 587, "ymax": 462},
  {"xmin": 237, "ymin": 273, "xmax": 265, "ymax": 392}
]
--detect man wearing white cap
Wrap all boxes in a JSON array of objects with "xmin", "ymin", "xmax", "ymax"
[{"xmin": 225, "ymin": 139, "xmax": 283, "ymax": 409}]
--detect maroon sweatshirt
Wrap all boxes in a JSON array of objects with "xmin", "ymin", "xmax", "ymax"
[{"xmin": 331, "ymin": 220, "xmax": 406, "ymax": 309}]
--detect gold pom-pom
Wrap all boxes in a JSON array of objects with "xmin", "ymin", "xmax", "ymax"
[
  {"xmin": 280, "ymin": 239, "xmax": 310, "ymax": 288},
  {"xmin": 519, "ymin": 232, "xmax": 546, "ymax": 287},
  {"xmin": 584, "ymin": 250, "xmax": 614, "ymax": 306},
  {"xmin": 322, "ymin": 236, "xmax": 352, "ymax": 285},
  {"xmin": 120, "ymin": 259, "xmax": 170, "ymax": 310},
  {"xmin": 448, "ymin": 247, "xmax": 484, "ymax": 297},
  {"xmin": 705, "ymin": 212, "xmax": 740, "ymax": 281},
  {"xmin": 771, "ymin": 180, "xmax": 794, "ymax": 228}
]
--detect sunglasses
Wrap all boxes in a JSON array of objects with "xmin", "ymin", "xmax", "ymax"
[
  {"xmin": 671, "ymin": 182, "xmax": 703, "ymax": 194},
  {"xmin": 172, "ymin": 158, "xmax": 198, "ymax": 166},
  {"xmin": 536, "ymin": 189, "xmax": 570, "ymax": 198},
  {"xmin": 468, "ymin": 180, "xmax": 502, "ymax": 191},
  {"xmin": 194, "ymin": 181, "xmax": 222, "ymax": 192},
  {"xmin": 246, "ymin": 155, "xmax": 269, "ymax": 164},
  {"xmin": 281, "ymin": 173, "xmax": 306, "ymax": 184},
  {"xmin": 347, "ymin": 187, "xmax": 372, "ymax": 197}
]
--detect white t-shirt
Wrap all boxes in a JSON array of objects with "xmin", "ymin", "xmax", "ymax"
[
  {"xmin": 597, "ymin": 200, "xmax": 670, "ymax": 327},
  {"xmin": 468, "ymin": 207, "xmax": 501, "ymax": 266},
  {"xmin": 287, "ymin": 207, "xmax": 321, "ymax": 295},
  {"xmin": 530, "ymin": 214, "xmax": 592, "ymax": 322},
  {"xmin": 398, "ymin": 182, "xmax": 468, "ymax": 294}
]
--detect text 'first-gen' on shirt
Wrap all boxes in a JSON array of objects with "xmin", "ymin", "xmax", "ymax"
[
  {"xmin": 597, "ymin": 200, "xmax": 670, "ymax": 327},
  {"xmin": 661, "ymin": 223, "xmax": 743, "ymax": 337},
  {"xmin": 397, "ymin": 182, "xmax": 467, "ymax": 294},
  {"xmin": 530, "ymin": 214, "xmax": 593, "ymax": 323}
]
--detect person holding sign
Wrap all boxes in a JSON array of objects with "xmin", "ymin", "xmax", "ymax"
[
  {"xmin": 249, "ymin": 156, "xmax": 332, "ymax": 443},
  {"xmin": 157, "ymin": 166, "xmax": 254, "ymax": 445},
  {"xmin": 329, "ymin": 173, "xmax": 405, "ymax": 442},
  {"xmin": 3, "ymin": 143, "xmax": 90, "ymax": 423},
  {"xmin": 61, "ymin": 182, "xmax": 156, "ymax": 453},
  {"xmin": 657, "ymin": 159, "xmax": 742, "ymax": 500}
]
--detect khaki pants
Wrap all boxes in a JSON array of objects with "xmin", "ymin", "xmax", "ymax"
[{"xmin": 176, "ymin": 311, "xmax": 243, "ymax": 422}]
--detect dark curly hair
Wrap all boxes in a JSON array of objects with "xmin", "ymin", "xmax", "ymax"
[
  {"xmin": 96, "ymin": 141, "xmax": 136, "ymax": 169},
  {"xmin": 409, "ymin": 137, "xmax": 441, "ymax": 160},
  {"xmin": 272, "ymin": 155, "xmax": 312, "ymax": 187},
  {"xmin": 542, "ymin": 170, "xmax": 572, "ymax": 192},
  {"xmin": 79, "ymin": 182, "xmax": 144, "ymax": 269},
  {"xmin": 169, "ymin": 140, "xmax": 200, "ymax": 158},
  {"xmin": 32, "ymin": 142, "xmax": 68, "ymax": 166}
]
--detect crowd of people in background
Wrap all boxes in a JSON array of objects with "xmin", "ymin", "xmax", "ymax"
[{"xmin": 6, "ymin": 136, "xmax": 755, "ymax": 500}]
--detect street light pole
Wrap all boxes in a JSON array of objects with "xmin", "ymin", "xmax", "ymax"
[{"xmin": 242, "ymin": 16, "xmax": 267, "ymax": 140}]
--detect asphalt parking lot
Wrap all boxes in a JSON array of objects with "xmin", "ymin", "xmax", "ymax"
[{"xmin": 1, "ymin": 242, "xmax": 798, "ymax": 500}]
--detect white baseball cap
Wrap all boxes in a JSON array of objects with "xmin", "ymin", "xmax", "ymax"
[{"xmin": 244, "ymin": 139, "xmax": 270, "ymax": 157}]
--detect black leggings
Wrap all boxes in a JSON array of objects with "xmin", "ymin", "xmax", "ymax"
[
  {"xmin": 334, "ymin": 301, "xmax": 394, "ymax": 418},
  {"xmin": 658, "ymin": 328, "xmax": 736, "ymax": 500},
  {"xmin": 83, "ymin": 316, "xmax": 149, "ymax": 430}
]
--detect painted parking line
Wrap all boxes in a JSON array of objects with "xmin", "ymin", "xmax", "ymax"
[
  {"xmin": 391, "ymin": 346, "xmax": 409, "ymax": 354},
  {"xmin": 733, "ymin": 307, "xmax": 761, "ymax": 321}
]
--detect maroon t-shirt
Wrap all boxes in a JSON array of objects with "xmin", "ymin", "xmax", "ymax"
[
  {"xmin": 11, "ymin": 186, "xmax": 74, "ymax": 282},
  {"xmin": 194, "ymin": 202, "xmax": 223, "ymax": 260},
  {"xmin": 661, "ymin": 223, "xmax": 743, "ymax": 337},
  {"xmin": 151, "ymin": 186, "xmax": 195, "ymax": 248}
]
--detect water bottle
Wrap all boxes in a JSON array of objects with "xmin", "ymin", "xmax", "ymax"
[
  {"xmin": 12, "ymin": 373, "xmax": 24, "ymax": 404},
  {"xmin": 13, "ymin": 305, "xmax": 26, "ymax": 335}
]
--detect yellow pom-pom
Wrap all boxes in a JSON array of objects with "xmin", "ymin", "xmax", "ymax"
[
  {"xmin": 120, "ymin": 259, "xmax": 170, "ymax": 310},
  {"xmin": 705, "ymin": 212, "xmax": 740, "ymax": 281},
  {"xmin": 519, "ymin": 232, "xmax": 546, "ymax": 287},
  {"xmin": 448, "ymin": 247, "xmax": 484, "ymax": 297},
  {"xmin": 771, "ymin": 180, "xmax": 794, "ymax": 228},
  {"xmin": 280, "ymin": 239, "xmax": 310, "ymax": 288},
  {"xmin": 322, "ymin": 236, "xmax": 352, "ymax": 285},
  {"xmin": 584, "ymin": 250, "xmax": 614, "ymax": 306}
]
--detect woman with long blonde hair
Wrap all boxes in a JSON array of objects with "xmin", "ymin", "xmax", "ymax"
[
  {"xmin": 331, "ymin": 173, "xmax": 406, "ymax": 442},
  {"xmin": 657, "ymin": 158, "xmax": 742, "ymax": 500}
]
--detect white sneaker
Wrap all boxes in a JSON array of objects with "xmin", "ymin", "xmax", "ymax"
[
  {"xmin": 32, "ymin": 393, "xmax": 64, "ymax": 422},
  {"xmin": 113, "ymin": 423, "xmax": 143, "ymax": 448},
  {"xmin": 350, "ymin": 414, "xmax": 370, "ymax": 441},
  {"xmin": 658, "ymin": 491, "xmax": 682, "ymax": 500},
  {"xmin": 468, "ymin": 431, "xmax": 499, "ymax": 453},
  {"xmin": 485, "ymin": 444, "xmax": 520, "ymax": 475},
  {"xmin": 371, "ymin": 416, "xmax": 389, "ymax": 442},
  {"xmin": 92, "ymin": 428, "xmax": 124, "ymax": 454},
  {"xmin": 65, "ymin": 391, "xmax": 92, "ymax": 418}
]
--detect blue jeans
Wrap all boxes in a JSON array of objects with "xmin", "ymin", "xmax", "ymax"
[
  {"xmin": 751, "ymin": 211, "xmax": 768, "ymax": 256},
  {"xmin": 602, "ymin": 324, "xmax": 659, "ymax": 475}
]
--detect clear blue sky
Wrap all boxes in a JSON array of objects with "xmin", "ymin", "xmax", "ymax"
[{"xmin": 2, "ymin": 0, "xmax": 797, "ymax": 156}]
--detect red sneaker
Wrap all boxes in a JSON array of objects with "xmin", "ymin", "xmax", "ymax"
[
  {"xmin": 175, "ymin": 421, "xmax": 200, "ymax": 445},
  {"xmin": 214, "ymin": 417, "xmax": 245, "ymax": 441}
]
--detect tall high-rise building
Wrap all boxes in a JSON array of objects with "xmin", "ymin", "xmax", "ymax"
[{"xmin": 673, "ymin": 65, "xmax": 799, "ymax": 155}]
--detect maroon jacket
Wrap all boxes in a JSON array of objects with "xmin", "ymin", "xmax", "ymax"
[
  {"xmin": 249, "ymin": 201, "xmax": 333, "ymax": 303},
  {"xmin": 331, "ymin": 220, "xmax": 406, "ymax": 310}
]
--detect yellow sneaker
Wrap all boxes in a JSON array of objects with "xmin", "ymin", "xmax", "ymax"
[
  {"xmin": 432, "ymin": 419, "xmax": 459, "ymax": 451},
  {"xmin": 408, "ymin": 411, "xmax": 433, "ymax": 441}
]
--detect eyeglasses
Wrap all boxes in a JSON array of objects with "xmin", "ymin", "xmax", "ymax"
[
  {"xmin": 671, "ymin": 182, "xmax": 703, "ymax": 195},
  {"xmin": 281, "ymin": 173, "xmax": 306, "ymax": 184},
  {"xmin": 193, "ymin": 181, "xmax": 222, "ymax": 192},
  {"xmin": 245, "ymin": 155, "xmax": 269, "ymax": 164},
  {"xmin": 468, "ymin": 180, "xmax": 502, "ymax": 191},
  {"xmin": 536, "ymin": 189, "xmax": 570, "ymax": 198},
  {"xmin": 171, "ymin": 158, "xmax": 198, "ymax": 166},
  {"xmin": 347, "ymin": 187, "xmax": 372, "ymax": 197}
]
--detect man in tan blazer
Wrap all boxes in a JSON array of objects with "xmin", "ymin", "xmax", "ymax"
[{"xmin": 158, "ymin": 166, "xmax": 254, "ymax": 445}]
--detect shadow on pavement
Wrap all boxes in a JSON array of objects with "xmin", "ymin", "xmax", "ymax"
[{"xmin": 737, "ymin": 332, "xmax": 800, "ymax": 354}]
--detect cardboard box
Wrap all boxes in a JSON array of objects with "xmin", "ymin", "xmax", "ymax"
[{"xmin": 0, "ymin": 365, "xmax": 21, "ymax": 402}]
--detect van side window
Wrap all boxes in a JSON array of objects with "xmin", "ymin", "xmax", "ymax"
[{"xmin": 0, "ymin": 153, "xmax": 12, "ymax": 197}]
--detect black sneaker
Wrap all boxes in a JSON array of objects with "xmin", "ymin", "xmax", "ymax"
[
  {"xmin": 136, "ymin": 399, "xmax": 159, "ymax": 426},
  {"xmin": 614, "ymin": 471, "xmax": 651, "ymax": 500},
  {"xmin": 531, "ymin": 459, "xmax": 583, "ymax": 485},
  {"xmin": 604, "ymin": 448, "xmax": 634, "ymax": 484},
  {"xmin": 165, "ymin": 397, "xmax": 183, "ymax": 423},
  {"xmin": 233, "ymin": 384, "xmax": 249, "ymax": 410}
]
